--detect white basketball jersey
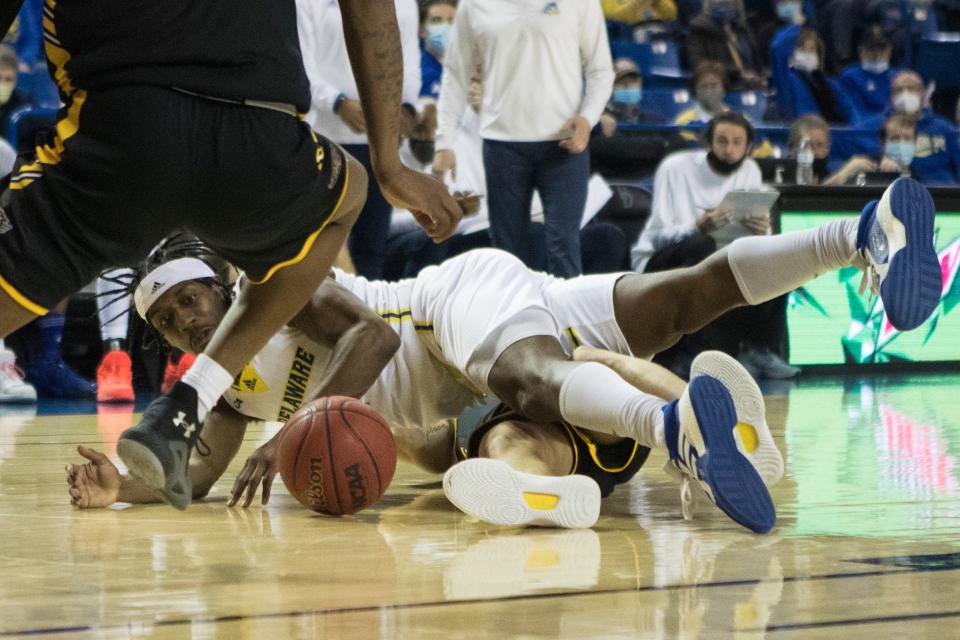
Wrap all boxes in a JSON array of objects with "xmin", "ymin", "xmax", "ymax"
[{"xmin": 222, "ymin": 270, "xmax": 480, "ymax": 431}]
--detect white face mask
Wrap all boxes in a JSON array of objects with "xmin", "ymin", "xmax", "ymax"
[
  {"xmin": 792, "ymin": 51, "xmax": 819, "ymax": 72},
  {"xmin": 893, "ymin": 90, "xmax": 922, "ymax": 114},
  {"xmin": 861, "ymin": 59, "xmax": 889, "ymax": 74},
  {"xmin": 0, "ymin": 81, "xmax": 14, "ymax": 105}
]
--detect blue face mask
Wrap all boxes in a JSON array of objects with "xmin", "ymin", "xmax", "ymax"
[
  {"xmin": 710, "ymin": 3, "xmax": 739, "ymax": 23},
  {"xmin": 613, "ymin": 87, "xmax": 642, "ymax": 105},
  {"xmin": 885, "ymin": 141, "xmax": 915, "ymax": 167},
  {"xmin": 861, "ymin": 59, "xmax": 890, "ymax": 74},
  {"xmin": 426, "ymin": 23, "xmax": 451, "ymax": 56},
  {"xmin": 776, "ymin": 1, "xmax": 802, "ymax": 21}
]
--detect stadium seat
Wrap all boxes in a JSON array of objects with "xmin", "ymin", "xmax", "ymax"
[
  {"xmin": 15, "ymin": 69, "xmax": 59, "ymax": 108},
  {"xmin": 640, "ymin": 87, "xmax": 693, "ymax": 121},
  {"xmin": 593, "ymin": 182, "xmax": 652, "ymax": 247},
  {"xmin": 915, "ymin": 32, "xmax": 960, "ymax": 88},
  {"xmin": 726, "ymin": 90, "xmax": 768, "ymax": 123}
]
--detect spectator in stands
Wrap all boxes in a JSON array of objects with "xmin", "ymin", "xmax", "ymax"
[
  {"xmin": 631, "ymin": 113, "xmax": 795, "ymax": 378},
  {"xmin": 601, "ymin": 0, "xmax": 677, "ymax": 23},
  {"xmin": 755, "ymin": 0, "xmax": 807, "ymax": 71},
  {"xmin": 433, "ymin": 0, "xmax": 614, "ymax": 277},
  {"xmin": 686, "ymin": 0, "xmax": 764, "ymax": 90},
  {"xmin": 631, "ymin": 113, "xmax": 763, "ymax": 272},
  {"xmin": 814, "ymin": 0, "xmax": 864, "ymax": 74},
  {"xmin": 295, "ymin": 0, "xmax": 421, "ymax": 279},
  {"xmin": 788, "ymin": 114, "xmax": 878, "ymax": 184},
  {"xmin": 675, "ymin": 61, "xmax": 730, "ymax": 126},
  {"xmin": 859, "ymin": 70, "xmax": 960, "ymax": 185},
  {"xmin": 0, "ymin": 46, "xmax": 33, "ymax": 140},
  {"xmin": 419, "ymin": 0, "xmax": 456, "ymax": 101},
  {"xmin": 778, "ymin": 29, "xmax": 854, "ymax": 123},
  {"xmin": 878, "ymin": 113, "xmax": 919, "ymax": 178},
  {"xmin": 839, "ymin": 27, "xmax": 899, "ymax": 123},
  {"xmin": 591, "ymin": 59, "xmax": 684, "ymax": 178}
]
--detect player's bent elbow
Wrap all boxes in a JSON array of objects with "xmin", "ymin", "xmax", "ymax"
[{"xmin": 367, "ymin": 319, "xmax": 401, "ymax": 362}]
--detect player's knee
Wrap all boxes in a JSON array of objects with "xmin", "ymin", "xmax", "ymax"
[
  {"xmin": 513, "ymin": 376, "xmax": 563, "ymax": 425},
  {"xmin": 478, "ymin": 422, "xmax": 528, "ymax": 459}
]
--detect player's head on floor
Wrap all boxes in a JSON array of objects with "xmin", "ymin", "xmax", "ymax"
[{"xmin": 115, "ymin": 235, "xmax": 234, "ymax": 355}]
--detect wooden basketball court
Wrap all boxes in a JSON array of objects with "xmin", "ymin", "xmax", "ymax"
[{"xmin": 1, "ymin": 372, "xmax": 958, "ymax": 638}]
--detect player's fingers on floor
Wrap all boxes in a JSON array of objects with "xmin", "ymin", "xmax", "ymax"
[
  {"xmin": 229, "ymin": 464, "xmax": 255, "ymax": 506},
  {"xmin": 243, "ymin": 464, "xmax": 266, "ymax": 507},
  {"xmin": 261, "ymin": 475, "xmax": 274, "ymax": 506}
]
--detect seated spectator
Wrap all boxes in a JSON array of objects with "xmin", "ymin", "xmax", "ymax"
[
  {"xmin": 418, "ymin": 0, "xmax": 456, "ymax": 100},
  {"xmin": 632, "ymin": 113, "xmax": 763, "ymax": 272},
  {"xmin": 778, "ymin": 29, "xmax": 853, "ymax": 123},
  {"xmin": 755, "ymin": 0, "xmax": 806, "ymax": 71},
  {"xmin": 838, "ymin": 27, "xmax": 899, "ymax": 123},
  {"xmin": 878, "ymin": 113, "xmax": 919, "ymax": 178},
  {"xmin": 686, "ymin": 0, "xmax": 765, "ymax": 90},
  {"xmin": 858, "ymin": 71, "xmax": 960, "ymax": 185},
  {"xmin": 601, "ymin": 0, "xmax": 677, "ymax": 23},
  {"xmin": 592, "ymin": 59, "xmax": 685, "ymax": 178},
  {"xmin": 788, "ymin": 114, "xmax": 877, "ymax": 185},
  {"xmin": 630, "ymin": 113, "xmax": 795, "ymax": 378},
  {"xmin": 0, "ymin": 46, "xmax": 33, "ymax": 139},
  {"xmin": 675, "ymin": 61, "xmax": 729, "ymax": 126}
]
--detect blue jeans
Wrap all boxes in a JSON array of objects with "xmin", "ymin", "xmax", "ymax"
[
  {"xmin": 483, "ymin": 139, "xmax": 590, "ymax": 277},
  {"xmin": 342, "ymin": 144, "xmax": 393, "ymax": 279}
]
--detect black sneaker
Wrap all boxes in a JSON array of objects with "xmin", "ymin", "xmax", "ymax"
[{"xmin": 117, "ymin": 382, "xmax": 202, "ymax": 510}]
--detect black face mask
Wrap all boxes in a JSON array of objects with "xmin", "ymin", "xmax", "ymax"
[
  {"xmin": 410, "ymin": 140, "xmax": 436, "ymax": 165},
  {"xmin": 707, "ymin": 151, "xmax": 746, "ymax": 175},
  {"xmin": 812, "ymin": 156, "xmax": 829, "ymax": 180}
]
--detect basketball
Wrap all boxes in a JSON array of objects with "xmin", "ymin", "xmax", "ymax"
[{"xmin": 277, "ymin": 396, "xmax": 397, "ymax": 515}]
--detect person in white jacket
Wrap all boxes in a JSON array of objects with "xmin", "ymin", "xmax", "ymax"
[
  {"xmin": 296, "ymin": 0, "xmax": 422, "ymax": 279},
  {"xmin": 432, "ymin": 0, "xmax": 614, "ymax": 278}
]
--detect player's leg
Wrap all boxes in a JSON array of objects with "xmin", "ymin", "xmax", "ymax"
[
  {"xmin": 614, "ymin": 177, "xmax": 940, "ymax": 358},
  {"xmin": 0, "ymin": 289, "xmax": 37, "ymax": 339},
  {"xmin": 472, "ymin": 345, "xmax": 776, "ymax": 532},
  {"xmin": 95, "ymin": 270, "xmax": 135, "ymax": 403}
]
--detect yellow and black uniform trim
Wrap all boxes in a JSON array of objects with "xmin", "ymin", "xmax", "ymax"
[
  {"xmin": 454, "ymin": 398, "xmax": 650, "ymax": 498},
  {"xmin": 565, "ymin": 326, "xmax": 583, "ymax": 348},
  {"xmin": 247, "ymin": 159, "xmax": 351, "ymax": 286},
  {"xmin": 375, "ymin": 307, "xmax": 433, "ymax": 332}
]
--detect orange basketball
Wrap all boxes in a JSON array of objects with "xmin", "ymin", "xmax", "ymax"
[{"xmin": 278, "ymin": 397, "xmax": 397, "ymax": 515}]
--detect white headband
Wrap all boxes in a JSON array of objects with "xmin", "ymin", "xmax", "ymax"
[{"xmin": 134, "ymin": 257, "xmax": 216, "ymax": 320}]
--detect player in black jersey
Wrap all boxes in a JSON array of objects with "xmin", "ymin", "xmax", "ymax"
[{"xmin": 0, "ymin": 0, "xmax": 461, "ymax": 510}]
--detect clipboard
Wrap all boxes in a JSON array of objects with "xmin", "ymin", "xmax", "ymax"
[{"xmin": 709, "ymin": 190, "xmax": 780, "ymax": 247}]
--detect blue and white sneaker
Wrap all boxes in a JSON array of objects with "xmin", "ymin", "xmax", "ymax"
[
  {"xmin": 857, "ymin": 177, "xmax": 941, "ymax": 331},
  {"xmin": 662, "ymin": 355, "xmax": 776, "ymax": 534}
]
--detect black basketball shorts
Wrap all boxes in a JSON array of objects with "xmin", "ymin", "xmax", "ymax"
[{"xmin": 0, "ymin": 85, "xmax": 349, "ymax": 314}]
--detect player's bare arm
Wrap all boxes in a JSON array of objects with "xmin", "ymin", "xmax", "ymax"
[
  {"xmin": 338, "ymin": 0, "xmax": 462, "ymax": 240},
  {"xmin": 67, "ymin": 407, "xmax": 249, "ymax": 508},
  {"xmin": 289, "ymin": 277, "xmax": 400, "ymax": 399}
]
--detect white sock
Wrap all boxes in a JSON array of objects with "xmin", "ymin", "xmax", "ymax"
[
  {"xmin": 727, "ymin": 218, "xmax": 860, "ymax": 305},
  {"xmin": 96, "ymin": 271, "xmax": 133, "ymax": 342},
  {"xmin": 558, "ymin": 362, "xmax": 666, "ymax": 449},
  {"xmin": 180, "ymin": 354, "xmax": 233, "ymax": 421}
]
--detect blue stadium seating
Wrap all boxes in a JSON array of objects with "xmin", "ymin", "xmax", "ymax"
[
  {"xmin": 6, "ymin": 105, "xmax": 57, "ymax": 151},
  {"xmin": 15, "ymin": 69, "xmax": 59, "ymax": 108},
  {"xmin": 640, "ymin": 87, "xmax": 693, "ymax": 121},
  {"xmin": 915, "ymin": 32, "xmax": 960, "ymax": 88},
  {"xmin": 726, "ymin": 90, "xmax": 768, "ymax": 123}
]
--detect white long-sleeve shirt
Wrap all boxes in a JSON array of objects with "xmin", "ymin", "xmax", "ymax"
[
  {"xmin": 630, "ymin": 150, "xmax": 762, "ymax": 271},
  {"xmin": 295, "ymin": 0, "xmax": 421, "ymax": 145},
  {"xmin": 435, "ymin": 0, "xmax": 614, "ymax": 150}
]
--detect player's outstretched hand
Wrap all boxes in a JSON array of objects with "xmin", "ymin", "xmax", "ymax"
[
  {"xmin": 66, "ymin": 445, "xmax": 121, "ymax": 509},
  {"xmin": 229, "ymin": 438, "xmax": 280, "ymax": 508},
  {"xmin": 379, "ymin": 166, "xmax": 462, "ymax": 242}
]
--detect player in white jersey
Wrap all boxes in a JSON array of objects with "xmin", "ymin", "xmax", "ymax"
[{"xmin": 67, "ymin": 179, "xmax": 942, "ymax": 534}]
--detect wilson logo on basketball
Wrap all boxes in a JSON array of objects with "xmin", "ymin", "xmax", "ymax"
[
  {"xmin": 305, "ymin": 457, "xmax": 327, "ymax": 508},
  {"xmin": 344, "ymin": 463, "xmax": 367, "ymax": 508}
]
